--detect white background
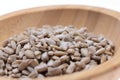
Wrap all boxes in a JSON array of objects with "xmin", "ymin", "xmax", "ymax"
[{"xmin": 0, "ymin": 0, "xmax": 120, "ymax": 16}]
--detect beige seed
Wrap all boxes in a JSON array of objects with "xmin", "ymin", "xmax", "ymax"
[
  {"xmin": 60, "ymin": 55, "xmax": 69, "ymax": 62},
  {"xmin": 73, "ymin": 41, "xmax": 81, "ymax": 48},
  {"xmin": 3, "ymin": 52, "xmax": 9, "ymax": 58},
  {"xmin": 29, "ymin": 39, "xmax": 36, "ymax": 46},
  {"xmin": 16, "ymin": 44, "xmax": 21, "ymax": 54},
  {"xmin": 0, "ymin": 50, "xmax": 5, "ymax": 55},
  {"xmin": 46, "ymin": 67, "xmax": 62, "ymax": 76},
  {"xmin": 29, "ymin": 70, "xmax": 38, "ymax": 78},
  {"xmin": 92, "ymin": 55, "xmax": 101, "ymax": 61},
  {"xmin": 0, "ymin": 69, "xmax": 4, "ymax": 76},
  {"xmin": 97, "ymin": 46, "xmax": 103, "ymax": 50},
  {"xmin": 48, "ymin": 46, "xmax": 52, "ymax": 51},
  {"xmin": 58, "ymin": 63, "xmax": 68, "ymax": 69},
  {"xmin": 67, "ymin": 49, "xmax": 75, "ymax": 54},
  {"xmin": 4, "ymin": 69, "xmax": 8, "ymax": 75},
  {"xmin": 81, "ymin": 57, "xmax": 90, "ymax": 64},
  {"xmin": 8, "ymin": 71, "xmax": 12, "ymax": 75},
  {"xmin": 19, "ymin": 50, "xmax": 24, "ymax": 59},
  {"xmin": 22, "ymin": 70, "xmax": 30, "ymax": 75},
  {"xmin": 89, "ymin": 60, "xmax": 97, "ymax": 65},
  {"xmin": 18, "ymin": 60, "xmax": 31, "ymax": 71},
  {"xmin": 81, "ymin": 48, "xmax": 89, "ymax": 57},
  {"xmin": 98, "ymin": 35, "xmax": 104, "ymax": 41},
  {"xmin": 41, "ymin": 52, "xmax": 49, "ymax": 62},
  {"xmin": 7, "ymin": 43, "xmax": 12, "ymax": 47},
  {"xmin": 23, "ymin": 56, "xmax": 27, "ymax": 60},
  {"xmin": 78, "ymin": 27, "xmax": 87, "ymax": 33},
  {"xmin": 38, "ymin": 74, "xmax": 45, "ymax": 78},
  {"xmin": 95, "ymin": 48, "xmax": 105, "ymax": 55},
  {"xmin": 85, "ymin": 60, "xmax": 98, "ymax": 69},
  {"xmin": 99, "ymin": 40, "xmax": 107, "ymax": 46},
  {"xmin": 105, "ymin": 50, "xmax": 113, "ymax": 56},
  {"xmin": 23, "ymin": 43, "xmax": 31, "ymax": 50},
  {"xmin": 62, "ymin": 68, "xmax": 67, "ymax": 74},
  {"xmin": 30, "ymin": 59, "xmax": 39, "ymax": 67},
  {"xmin": 74, "ymin": 36, "xmax": 84, "ymax": 42},
  {"xmin": 24, "ymin": 50, "xmax": 35, "ymax": 59},
  {"xmin": 50, "ymin": 35, "xmax": 60, "ymax": 42},
  {"xmin": 18, "ymin": 39, "xmax": 29, "ymax": 45},
  {"xmin": 71, "ymin": 56, "xmax": 81, "ymax": 61},
  {"xmin": 79, "ymin": 42, "xmax": 88, "ymax": 48},
  {"xmin": 75, "ymin": 48, "xmax": 79, "ymax": 52},
  {"xmin": 42, "ymin": 42, "xmax": 48, "ymax": 49},
  {"xmin": 16, "ymin": 33, "xmax": 28, "ymax": 42},
  {"xmin": 74, "ymin": 51, "xmax": 81, "ymax": 57},
  {"xmin": 50, "ymin": 45, "xmax": 62, "ymax": 51},
  {"xmin": 75, "ymin": 66, "xmax": 82, "ymax": 71},
  {"xmin": 39, "ymin": 46, "xmax": 47, "ymax": 52},
  {"xmin": 34, "ymin": 51, "xmax": 41, "ymax": 56},
  {"xmin": 6, "ymin": 64, "xmax": 12, "ymax": 70},
  {"xmin": 64, "ymin": 34, "xmax": 73, "ymax": 41},
  {"xmin": 12, "ymin": 60, "xmax": 22, "ymax": 68},
  {"xmin": 84, "ymin": 64, "xmax": 92, "ymax": 70},
  {"xmin": 35, "ymin": 43, "xmax": 42, "ymax": 48},
  {"xmin": 3, "ymin": 47, "xmax": 14, "ymax": 54},
  {"xmin": 111, "ymin": 48, "xmax": 114, "ymax": 54},
  {"xmin": 10, "ymin": 73, "xmax": 21, "ymax": 78},
  {"xmin": 101, "ymin": 55, "xmax": 107, "ymax": 63},
  {"xmin": 35, "ymin": 63, "xmax": 48, "ymax": 73},
  {"xmin": 54, "ymin": 51, "xmax": 67, "ymax": 56},
  {"xmin": 66, "ymin": 62, "xmax": 76, "ymax": 74},
  {"xmin": 45, "ymin": 38, "xmax": 56, "ymax": 45},
  {"xmin": 0, "ymin": 55, "xmax": 6, "ymax": 61},
  {"xmin": 12, "ymin": 68, "xmax": 19, "ymax": 74},
  {"xmin": 85, "ymin": 39, "xmax": 93, "ymax": 46},
  {"xmin": 47, "ymin": 59, "xmax": 54, "ymax": 67},
  {"xmin": 52, "ymin": 56, "xmax": 60, "ymax": 60},
  {"xmin": 7, "ymin": 55, "xmax": 16, "ymax": 63},
  {"xmin": 108, "ymin": 40, "xmax": 114, "ymax": 47},
  {"xmin": 91, "ymin": 37, "xmax": 99, "ymax": 42},
  {"xmin": 48, "ymin": 51, "xmax": 54, "ymax": 56},
  {"xmin": 93, "ymin": 43, "xmax": 99, "ymax": 47},
  {"xmin": 34, "ymin": 51, "xmax": 41, "ymax": 59},
  {"xmin": 51, "ymin": 60, "xmax": 61, "ymax": 67},
  {"xmin": 106, "ymin": 45, "xmax": 112, "ymax": 51},
  {"xmin": 60, "ymin": 41, "xmax": 69, "ymax": 50},
  {"xmin": 0, "ymin": 60, "xmax": 5, "ymax": 68},
  {"xmin": 75, "ymin": 62, "xmax": 85, "ymax": 68},
  {"xmin": 88, "ymin": 46, "xmax": 96, "ymax": 55},
  {"xmin": 27, "ymin": 66, "xmax": 34, "ymax": 72},
  {"xmin": 10, "ymin": 40, "xmax": 16, "ymax": 49}
]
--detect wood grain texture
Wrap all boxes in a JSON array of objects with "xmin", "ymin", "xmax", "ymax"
[{"xmin": 0, "ymin": 5, "xmax": 120, "ymax": 80}]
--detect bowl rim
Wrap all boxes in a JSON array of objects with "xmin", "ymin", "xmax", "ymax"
[
  {"xmin": 0, "ymin": 5, "xmax": 120, "ymax": 80},
  {"xmin": 0, "ymin": 5, "xmax": 120, "ymax": 21}
]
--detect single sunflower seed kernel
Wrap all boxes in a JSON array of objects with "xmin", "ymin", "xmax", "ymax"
[
  {"xmin": 66, "ymin": 62, "xmax": 76, "ymax": 74},
  {"xmin": 35, "ymin": 63, "xmax": 48, "ymax": 73},
  {"xmin": 3, "ymin": 47, "xmax": 14, "ymax": 55},
  {"xmin": 24, "ymin": 50, "xmax": 35, "ymax": 59}
]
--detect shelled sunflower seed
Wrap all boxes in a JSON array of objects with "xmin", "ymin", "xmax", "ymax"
[{"xmin": 0, "ymin": 25, "xmax": 114, "ymax": 78}]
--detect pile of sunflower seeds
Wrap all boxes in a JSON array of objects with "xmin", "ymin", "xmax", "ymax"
[{"xmin": 0, "ymin": 25, "xmax": 114, "ymax": 78}]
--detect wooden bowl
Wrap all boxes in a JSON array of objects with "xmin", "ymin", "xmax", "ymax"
[{"xmin": 0, "ymin": 5, "xmax": 120, "ymax": 80}]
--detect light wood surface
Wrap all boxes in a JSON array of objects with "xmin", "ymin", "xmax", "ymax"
[{"xmin": 0, "ymin": 5, "xmax": 120, "ymax": 80}]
